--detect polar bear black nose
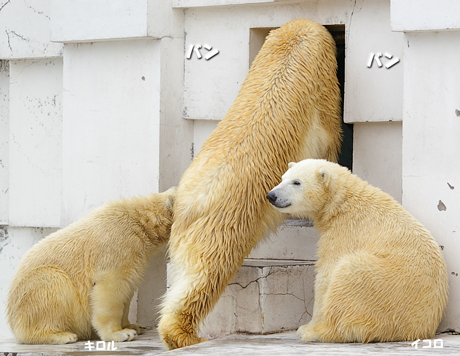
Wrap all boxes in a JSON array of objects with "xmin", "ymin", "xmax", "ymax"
[{"xmin": 266, "ymin": 191, "xmax": 277, "ymax": 205}]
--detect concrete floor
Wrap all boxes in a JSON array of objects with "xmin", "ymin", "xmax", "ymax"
[{"xmin": 1, "ymin": 330, "xmax": 460, "ymax": 356}]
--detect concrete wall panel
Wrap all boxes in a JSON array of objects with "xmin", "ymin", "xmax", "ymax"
[
  {"xmin": 391, "ymin": 0, "xmax": 460, "ymax": 32},
  {"xmin": 353, "ymin": 122, "xmax": 402, "ymax": 202},
  {"xmin": 402, "ymin": 31, "xmax": 460, "ymax": 332},
  {"xmin": 0, "ymin": 61, "xmax": 8, "ymax": 224},
  {"xmin": 62, "ymin": 40, "xmax": 161, "ymax": 225},
  {"xmin": 8, "ymin": 58, "xmax": 62, "ymax": 227}
]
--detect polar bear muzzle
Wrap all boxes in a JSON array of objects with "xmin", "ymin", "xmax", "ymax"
[{"xmin": 266, "ymin": 190, "xmax": 291, "ymax": 209}]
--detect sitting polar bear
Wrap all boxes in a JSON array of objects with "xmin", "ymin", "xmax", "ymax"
[
  {"xmin": 267, "ymin": 159, "xmax": 448, "ymax": 343},
  {"xmin": 7, "ymin": 187, "xmax": 176, "ymax": 344}
]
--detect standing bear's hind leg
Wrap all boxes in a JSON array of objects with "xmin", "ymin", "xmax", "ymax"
[{"xmin": 159, "ymin": 252, "xmax": 229, "ymax": 349}]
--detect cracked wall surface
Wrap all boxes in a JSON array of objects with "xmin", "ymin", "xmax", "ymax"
[
  {"xmin": 200, "ymin": 262, "xmax": 316, "ymax": 339},
  {"xmin": 0, "ymin": 0, "xmax": 62, "ymax": 58}
]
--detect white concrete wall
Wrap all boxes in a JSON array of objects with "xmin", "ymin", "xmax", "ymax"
[
  {"xmin": 391, "ymin": 0, "xmax": 460, "ymax": 32},
  {"xmin": 50, "ymin": 0, "xmax": 183, "ymax": 42},
  {"xmin": 157, "ymin": 37, "xmax": 194, "ymax": 192},
  {"xmin": 343, "ymin": 0, "xmax": 404, "ymax": 123},
  {"xmin": 50, "ymin": 0, "xmax": 151, "ymax": 42},
  {"xmin": 353, "ymin": 122, "xmax": 402, "ymax": 202},
  {"xmin": 9, "ymin": 58, "xmax": 62, "ymax": 227},
  {"xmin": 0, "ymin": 61, "xmax": 8, "ymax": 224},
  {"xmin": 402, "ymin": 30, "xmax": 460, "ymax": 332},
  {"xmin": 61, "ymin": 40, "xmax": 162, "ymax": 225}
]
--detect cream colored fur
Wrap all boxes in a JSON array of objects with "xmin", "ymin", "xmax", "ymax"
[
  {"xmin": 158, "ymin": 19, "xmax": 342, "ymax": 349},
  {"xmin": 7, "ymin": 187, "xmax": 176, "ymax": 344},
  {"xmin": 267, "ymin": 159, "xmax": 448, "ymax": 343}
]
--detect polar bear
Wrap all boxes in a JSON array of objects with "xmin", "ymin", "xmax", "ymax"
[
  {"xmin": 158, "ymin": 19, "xmax": 343, "ymax": 349},
  {"xmin": 7, "ymin": 187, "xmax": 176, "ymax": 344},
  {"xmin": 267, "ymin": 159, "xmax": 448, "ymax": 343}
]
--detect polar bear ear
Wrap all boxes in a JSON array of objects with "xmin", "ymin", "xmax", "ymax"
[
  {"xmin": 318, "ymin": 167, "xmax": 332, "ymax": 186},
  {"xmin": 288, "ymin": 162, "xmax": 297, "ymax": 169}
]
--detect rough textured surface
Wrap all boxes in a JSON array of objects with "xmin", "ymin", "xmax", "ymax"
[
  {"xmin": 1, "ymin": 330, "xmax": 459, "ymax": 355},
  {"xmin": 200, "ymin": 259, "xmax": 316, "ymax": 338}
]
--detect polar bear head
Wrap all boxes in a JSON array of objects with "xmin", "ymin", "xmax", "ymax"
[{"xmin": 266, "ymin": 159, "xmax": 343, "ymax": 219}]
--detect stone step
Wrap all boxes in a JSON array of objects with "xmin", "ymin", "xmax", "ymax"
[
  {"xmin": 248, "ymin": 220, "xmax": 318, "ymax": 260},
  {"xmin": 199, "ymin": 258, "xmax": 316, "ymax": 339}
]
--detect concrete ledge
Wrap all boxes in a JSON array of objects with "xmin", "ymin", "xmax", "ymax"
[
  {"xmin": 391, "ymin": 0, "xmax": 460, "ymax": 32},
  {"xmin": 248, "ymin": 223, "xmax": 319, "ymax": 261}
]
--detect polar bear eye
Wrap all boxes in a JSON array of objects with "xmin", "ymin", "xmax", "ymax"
[{"xmin": 293, "ymin": 180, "xmax": 301, "ymax": 186}]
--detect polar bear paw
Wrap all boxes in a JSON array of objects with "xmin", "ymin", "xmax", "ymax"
[
  {"xmin": 100, "ymin": 328, "xmax": 138, "ymax": 342},
  {"xmin": 162, "ymin": 333, "xmax": 206, "ymax": 350},
  {"xmin": 296, "ymin": 324, "xmax": 309, "ymax": 338},
  {"xmin": 50, "ymin": 331, "xmax": 79, "ymax": 344},
  {"xmin": 297, "ymin": 323, "xmax": 320, "ymax": 342},
  {"xmin": 124, "ymin": 323, "xmax": 152, "ymax": 335}
]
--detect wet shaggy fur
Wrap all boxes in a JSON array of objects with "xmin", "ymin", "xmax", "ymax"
[
  {"xmin": 158, "ymin": 19, "xmax": 342, "ymax": 349},
  {"xmin": 268, "ymin": 159, "xmax": 448, "ymax": 343},
  {"xmin": 7, "ymin": 187, "xmax": 176, "ymax": 344}
]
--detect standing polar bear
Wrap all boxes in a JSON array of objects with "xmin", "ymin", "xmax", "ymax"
[
  {"xmin": 7, "ymin": 187, "xmax": 176, "ymax": 344},
  {"xmin": 159, "ymin": 19, "xmax": 342, "ymax": 349},
  {"xmin": 267, "ymin": 159, "xmax": 448, "ymax": 343}
]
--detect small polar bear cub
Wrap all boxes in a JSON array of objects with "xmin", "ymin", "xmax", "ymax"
[
  {"xmin": 7, "ymin": 187, "xmax": 176, "ymax": 345},
  {"xmin": 267, "ymin": 159, "xmax": 448, "ymax": 343}
]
